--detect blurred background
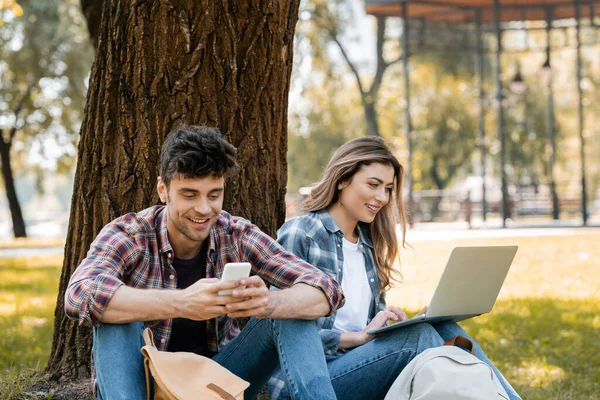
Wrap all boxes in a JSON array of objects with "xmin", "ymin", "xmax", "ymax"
[
  {"xmin": 0, "ymin": 0, "xmax": 599, "ymax": 239},
  {"xmin": 1, "ymin": 0, "xmax": 599, "ymax": 398}
]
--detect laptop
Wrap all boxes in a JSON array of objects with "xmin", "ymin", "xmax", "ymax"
[{"xmin": 367, "ymin": 245, "xmax": 518, "ymax": 335}]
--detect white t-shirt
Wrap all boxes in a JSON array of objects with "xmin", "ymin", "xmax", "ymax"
[{"xmin": 333, "ymin": 238, "xmax": 372, "ymax": 332}]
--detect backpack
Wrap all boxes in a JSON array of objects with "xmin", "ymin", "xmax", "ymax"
[{"xmin": 384, "ymin": 336, "xmax": 509, "ymax": 400}]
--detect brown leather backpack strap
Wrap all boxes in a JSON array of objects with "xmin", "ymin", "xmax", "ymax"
[
  {"xmin": 143, "ymin": 328, "xmax": 156, "ymax": 348},
  {"xmin": 143, "ymin": 357, "xmax": 153, "ymax": 400},
  {"xmin": 444, "ymin": 335, "xmax": 476, "ymax": 355},
  {"xmin": 207, "ymin": 383, "xmax": 237, "ymax": 400}
]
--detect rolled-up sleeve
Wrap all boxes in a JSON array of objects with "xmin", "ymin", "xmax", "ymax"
[
  {"xmin": 64, "ymin": 227, "xmax": 139, "ymax": 326},
  {"xmin": 241, "ymin": 224, "xmax": 344, "ymax": 315}
]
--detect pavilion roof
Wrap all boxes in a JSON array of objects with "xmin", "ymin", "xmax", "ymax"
[{"xmin": 364, "ymin": 0, "xmax": 600, "ymax": 23}]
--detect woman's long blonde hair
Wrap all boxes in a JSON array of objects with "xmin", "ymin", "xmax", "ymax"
[{"xmin": 302, "ymin": 137, "xmax": 407, "ymax": 292}]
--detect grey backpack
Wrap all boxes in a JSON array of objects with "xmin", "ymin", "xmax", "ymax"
[{"xmin": 384, "ymin": 336, "xmax": 509, "ymax": 400}]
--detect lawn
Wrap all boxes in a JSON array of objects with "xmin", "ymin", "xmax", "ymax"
[
  {"xmin": 0, "ymin": 255, "xmax": 63, "ymax": 398},
  {"xmin": 1, "ymin": 231, "xmax": 599, "ymax": 399},
  {"xmin": 387, "ymin": 231, "xmax": 600, "ymax": 399}
]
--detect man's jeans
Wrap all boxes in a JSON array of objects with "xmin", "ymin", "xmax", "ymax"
[
  {"xmin": 274, "ymin": 321, "xmax": 521, "ymax": 400},
  {"xmin": 93, "ymin": 318, "xmax": 336, "ymax": 400}
]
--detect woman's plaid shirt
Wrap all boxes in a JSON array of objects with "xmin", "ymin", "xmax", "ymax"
[{"xmin": 65, "ymin": 205, "xmax": 344, "ymax": 389}]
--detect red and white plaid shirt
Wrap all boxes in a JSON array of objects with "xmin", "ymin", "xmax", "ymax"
[{"xmin": 65, "ymin": 205, "xmax": 344, "ymax": 389}]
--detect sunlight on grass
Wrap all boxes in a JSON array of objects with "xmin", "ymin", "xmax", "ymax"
[
  {"xmin": 2, "ymin": 232, "xmax": 600, "ymax": 399},
  {"xmin": 0, "ymin": 256, "xmax": 62, "ymax": 380},
  {"xmin": 514, "ymin": 360, "xmax": 565, "ymax": 389},
  {"xmin": 387, "ymin": 232, "xmax": 600, "ymax": 399}
]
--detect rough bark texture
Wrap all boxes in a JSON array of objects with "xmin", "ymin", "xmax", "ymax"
[
  {"xmin": 0, "ymin": 138, "xmax": 27, "ymax": 237},
  {"xmin": 48, "ymin": 0, "xmax": 300, "ymax": 382}
]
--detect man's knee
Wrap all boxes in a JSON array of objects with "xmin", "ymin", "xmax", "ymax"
[{"xmin": 94, "ymin": 321, "xmax": 145, "ymax": 341}]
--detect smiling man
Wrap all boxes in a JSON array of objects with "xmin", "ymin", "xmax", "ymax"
[{"xmin": 65, "ymin": 126, "xmax": 344, "ymax": 400}]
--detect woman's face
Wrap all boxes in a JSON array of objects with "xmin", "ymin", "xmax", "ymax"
[{"xmin": 337, "ymin": 162, "xmax": 395, "ymax": 224}]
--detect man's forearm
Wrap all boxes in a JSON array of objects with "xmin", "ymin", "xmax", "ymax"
[
  {"xmin": 267, "ymin": 283, "xmax": 330, "ymax": 320},
  {"xmin": 100, "ymin": 285, "xmax": 182, "ymax": 324}
]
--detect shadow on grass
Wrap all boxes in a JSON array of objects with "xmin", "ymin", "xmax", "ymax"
[{"xmin": 448, "ymin": 298, "xmax": 600, "ymax": 400}]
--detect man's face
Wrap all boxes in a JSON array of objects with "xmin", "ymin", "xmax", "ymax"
[{"xmin": 157, "ymin": 174, "xmax": 224, "ymax": 252}]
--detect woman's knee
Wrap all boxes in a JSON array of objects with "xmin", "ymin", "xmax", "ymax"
[{"xmin": 404, "ymin": 323, "xmax": 444, "ymax": 349}]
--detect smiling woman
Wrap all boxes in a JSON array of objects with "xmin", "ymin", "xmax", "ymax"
[{"xmin": 268, "ymin": 136, "xmax": 522, "ymax": 400}]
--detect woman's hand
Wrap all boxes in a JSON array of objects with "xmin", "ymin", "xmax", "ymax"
[
  {"xmin": 361, "ymin": 307, "xmax": 408, "ymax": 343},
  {"xmin": 338, "ymin": 306, "xmax": 410, "ymax": 350}
]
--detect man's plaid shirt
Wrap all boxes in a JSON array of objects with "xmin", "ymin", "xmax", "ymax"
[{"xmin": 65, "ymin": 205, "xmax": 344, "ymax": 389}]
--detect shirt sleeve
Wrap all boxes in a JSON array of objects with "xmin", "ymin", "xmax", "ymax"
[
  {"xmin": 64, "ymin": 225, "xmax": 140, "ymax": 327},
  {"xmin": 240, "ymin": 222, "xmax": 344, "ymax": 315}
]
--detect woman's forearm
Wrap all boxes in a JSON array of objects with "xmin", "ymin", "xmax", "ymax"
[{"xmin": 338, "ymin": 331, "xmax": 369, "ymax": 349}]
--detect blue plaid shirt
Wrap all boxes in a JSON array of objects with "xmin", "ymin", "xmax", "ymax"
[{"xmin": 268, "ymin": 209, "xmax": 386, "ymax": 399}]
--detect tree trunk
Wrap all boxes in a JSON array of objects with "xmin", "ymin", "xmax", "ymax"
[
  {"xmin": 47, "ymin": 0, "xmax": 300, "ymax": 382},
  {"xmin": 363, "ymin": 100, "xmax": 381, "ymax": 137},
  {"xmin": 0, "ymin": 138, "xmax": 27, "ymax": 238}
]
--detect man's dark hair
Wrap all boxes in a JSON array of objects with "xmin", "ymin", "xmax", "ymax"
[{"xmin": 160, "ymin": 125, "xmax": 237, "ymax": 187}]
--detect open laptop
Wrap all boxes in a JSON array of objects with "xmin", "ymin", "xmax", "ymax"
[{"xmin": 367, "ymin": 245, "xmax": 518, "ymax": 335}]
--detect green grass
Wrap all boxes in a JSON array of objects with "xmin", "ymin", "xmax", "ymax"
[
  {"xmin": 1, "ymin": 232, "xmax": 600, "ymax": 399},
  {"xmin": 387, "ymin": 232, "xmax": 600, "ymax": 399},
  {"xmin": 461, "ymin": 298, "xmax": 600, "ymax": 400},
  {"xmin": 0, "ymin": 255, "xmax": 62, "ymax": 392}
]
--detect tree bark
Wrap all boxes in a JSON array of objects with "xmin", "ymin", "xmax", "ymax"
[
  {"xmin": 48, "ymin": 0, "xmax": 300, "ymax": 382},
  {"xmin": 0, "ymin": 138, "xmax": 27, "ymax": 238}
]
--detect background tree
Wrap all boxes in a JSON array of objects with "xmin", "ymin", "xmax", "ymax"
[
  {"xmin": 0, "ymin": 0, "xmax": 93, "ymax": 238},
  {"xmin": 304, "ymin": 0, "xmax": 401, "ymax": 138},
  {"xmin": 47, "ymin": 0, "xmax": 301, "ymax": 383},
  {"xmin": 286, "ymin": 27, "xmax": 365, "ymax": 195}
]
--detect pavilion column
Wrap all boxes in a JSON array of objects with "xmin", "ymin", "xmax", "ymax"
[
  {"xmin": 475, "ymin": 9, "xmax": 487, "ymax": 223},
  {"xmin": 575, "ymin": 0, "xmax": 588, "ymax": 225},
  {"xmin": 402, "ymin": 2, "xmax": 415, "ymax": 222},
  {"xmin": 493, "ymin": 0, "xmax": 509, "ymax": 226},
  {"xmin": 545, "ymin": 7, "xmax": 560, "ymax": 221}
]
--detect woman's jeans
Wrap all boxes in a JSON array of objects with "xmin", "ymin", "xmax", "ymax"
[
  {"xmin": 274, "ymin": 321, "xmax": 521, "ymax": 400},
  {"xmin": 93, "ymin": 317, "xmax": 337, "ymax": 400}
]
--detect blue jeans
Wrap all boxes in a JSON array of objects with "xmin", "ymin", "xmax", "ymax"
[
  {"xmin": 93, "ymin": 318, "xmax": 336, "ymax": 400},
  {"xmin": 272, "ymin": 322, "xmax": 521, "ymax": 400}
]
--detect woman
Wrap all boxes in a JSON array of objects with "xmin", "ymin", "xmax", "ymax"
[{"xmin": 268, "ymin": 137, "xmax": 520, "ymax": 400}]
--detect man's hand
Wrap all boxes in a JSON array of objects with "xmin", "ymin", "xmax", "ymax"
[
  {"xmin": 223, "ymin": 276, "xmax": 272, "ymax": 319},
  {"xmin": 179, "ymin": 278, "xmax": 246, "ymax": 320}
]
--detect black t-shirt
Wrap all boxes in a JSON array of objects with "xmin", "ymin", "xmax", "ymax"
[{"xmin": 167, "ymin": 243, "xmax": 215, "ymax": 357}]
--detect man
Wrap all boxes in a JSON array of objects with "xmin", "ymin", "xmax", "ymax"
[{"xmin": 65, "ymin": 125, "xmax": 344, "ymax": 400}]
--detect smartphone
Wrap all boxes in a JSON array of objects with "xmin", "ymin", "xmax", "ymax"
[{"xmin": 218, "ymin": 262, "xmax": 252, "ymax": 296}]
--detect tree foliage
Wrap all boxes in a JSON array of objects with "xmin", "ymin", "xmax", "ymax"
[{"xmin": 0, "ymin": 0, "xmax": 93, "ymax": 236}]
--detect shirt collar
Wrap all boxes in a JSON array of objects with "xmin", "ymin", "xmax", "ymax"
[
  {"xmin": 157, "ymin": 207, "xmax": 173, "ymax": 256},
  {"xmin": 315, "ymin": 209, "xmax": 374, "ymax": 249}
]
